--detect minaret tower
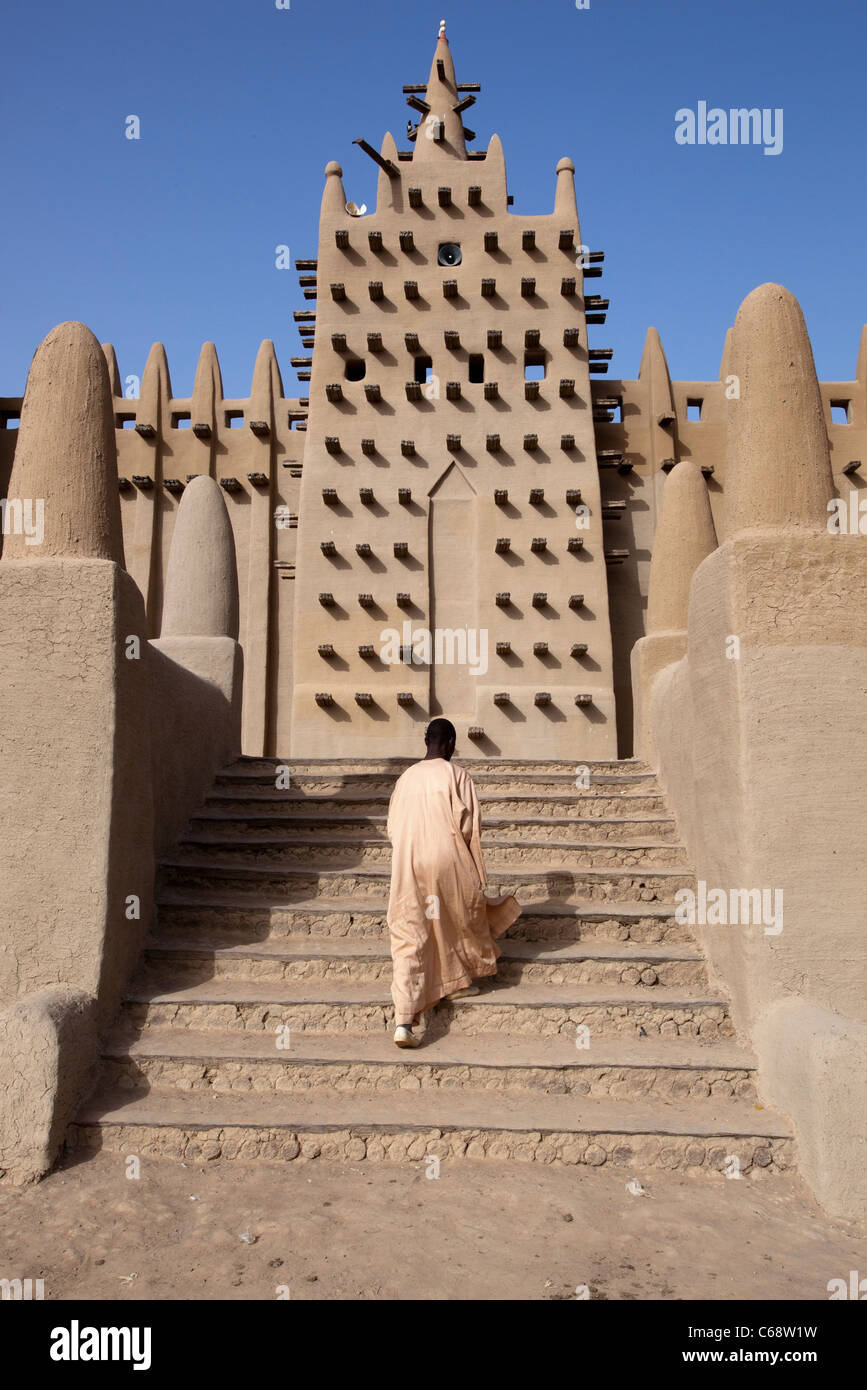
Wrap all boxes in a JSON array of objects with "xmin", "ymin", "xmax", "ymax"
[{"xmin": 291, "ymin": 21, "xmax": 617, "ymax": 757}]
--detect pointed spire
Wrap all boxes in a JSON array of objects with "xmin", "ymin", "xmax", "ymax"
[
  {"xmin": 377, "ymin": 132, "xmax": 400, "ymax": 212},
  {"xmin": 4, "ymin": 322, "xmax": 125, "ymax": 565},
  {"xmin": 639, "ymin": 327, "xmax": 677, "ymax": 470},
  {"xmin": 647, "ymin": 461, "xmax": 718, "ymax": 633},
  {"xmin": 249, "ymin": 340, "xmax": 284, "ymax": 430},
  {"xmin": 413, "ymin": 21, "xmax": 466, "ymax": 163},
  {"xmin": 639, "ymin": 327, "xmax": 673, "ymax": 400},
  {"xmin": 191, "ymin": 342, "xmax": 223, "ymax": 439},
  {"xmin": 725, "ymin": 283, "xmax": 833, "ymax": 536},
  {"xmin": 138, "ymin": 342, "xmax": 172, "ymax": 432},
  {"xmin": 160, "ymin": 476, "xmax": 239, "ymax": 639},
  {"xmin": 321, "ymin": 160, "xmax": 348, "ymax": 221},
  {"xmin": 554, "ymin": 156, "xmax": 578, "ymax": 222},
  {"xmin": 101, "ymin": 343, "xmax": 122, "ymax": 398},
  {"xmin": 483, "ymin": 134, "xmax": 507, "ymax": 209}
]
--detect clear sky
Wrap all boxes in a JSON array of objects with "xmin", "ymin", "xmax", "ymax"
[{"xmin": 1, "ymin": 0, "xmax": 864, "ymax": 397}]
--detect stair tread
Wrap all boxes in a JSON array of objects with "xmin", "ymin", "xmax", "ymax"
[
  {"xmin": 207, "ymin": 791, "xmax": 667, "ymax": 805},
  {"xmin": 144, "ymin": 935, "xmax": 704, "ymax": 964},
  {"xmin": 180, "ymin": 831, "xmax": 681, "ymax": 848},
  {"xmin": 77, "ymin": 1085, "xmax": 791, "ymax": 1139},
  {"xmin": 175, "ymin": 838, "xmax": 687, "ymax": 861},
  {"xmin": 194, "ymin": 811, "xmax": 669, "ymax": 817},
  {"xmin": 104, "ymin": 1026, "xmax": 755, "ymax": 1071},
  {"xmin": 192, "ymin": 812, "xmax": 675, "ymax": 827},
  {"xmin": 160, "ymin": 860, "xmax": 692, "ymax": 879},
  {"xmin": 156, "ymin": 893, "xmax": 681, "ymax": 919},
  {"xmin": 217, "ymin": 769, "xmax": 658, "ymax": 783},
  {"xmin": 126, "ymin": 978, "xmax": 726, "ymax": 1008},
  {"xmin": 227, "ymin": 756, "xmax": 652, "ymax": 770}
]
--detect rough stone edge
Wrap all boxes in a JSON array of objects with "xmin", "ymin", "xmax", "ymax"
[
  {"xmin": 0, "ymin": 988, "xmax": 97, "ymax": 1184},
  {"xmin": 66, "ymin": 1120, "xmax": 794, "ymax": 1175}
]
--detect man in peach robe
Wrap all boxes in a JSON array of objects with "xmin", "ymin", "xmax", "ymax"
[{"xmin": 386, "ymin": 718, "xmax": 522, "ymax": 1047}]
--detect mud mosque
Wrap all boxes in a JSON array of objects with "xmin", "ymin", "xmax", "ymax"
[{"xmin": 0, "ymin": 23, "xmax": 864, "ymax": 1229}]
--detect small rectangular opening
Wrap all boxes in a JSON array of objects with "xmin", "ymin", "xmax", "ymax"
[
  {"xmin": 225, "ymin": 412, "xmax": 245, "ymax": 429},
  {"xmin": 414, "ymin": 355, "xmax": 434, "ymax": 384},
  {"xmin": 468, "ymin": 354, "xmax": 484, "ymax": 384},
  {"xmin": 171, "ymin": 413, "xmax": 191, "ymax": 429},
  {"xmin": 117, "ymin": 415, "xmax": 137, "ymax": 429},
  {"xmin": 686, "ymin": 398, "xmax": 703, "ymax": 422},
  {"xmin": 0, "ymin": 413, "xmax": 20, "ymax": 430},
  {"xmin": 524, "ymin": 352, "xmax": 546, "ymax": 381},
  {"xmin": 830, "ymin": 400, "xmax": 850, "ymax": 425}
]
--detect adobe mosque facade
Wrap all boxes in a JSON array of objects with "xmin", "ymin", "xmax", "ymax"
[
  {"xmin": 0, "ymin": 22, "xmax": 866, "ymax": 1225},
  {"xmin": 2, "ymin": 22, "xmax": 863, "ymax": 759}
]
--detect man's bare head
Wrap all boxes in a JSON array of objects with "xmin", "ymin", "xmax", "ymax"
[{"xmin": 424, "ymin": 717, "xmax": 456, "ymax": 761}]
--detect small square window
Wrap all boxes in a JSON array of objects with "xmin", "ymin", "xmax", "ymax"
[
  {"xmin": 171, "ymin": 413, "xmax": 191, "ymax": 429},
  {"xmin": 468, "ymin": 354, "xmax": 484, "ymax": 384},
  {"xmin": 830, "ymin": 400, "xmax": 850, "ymax": 425},
  {"xmin": 345, "ymin": 358, "xmax": 366, "ymax": 382},
  {"xmin": 524, "ymin": 352, "xmax": 546, "ymax": 381},
  {"xmin": 414, "ymin": 356, "xmax": 433, "ymax": 385},
  {"xmin": 225, "ymin": 412, "xmax": 245, "ymax": 429},
  {"xmin": 686, "ymin": 399, "xmax": 703, "ymax": 422}
]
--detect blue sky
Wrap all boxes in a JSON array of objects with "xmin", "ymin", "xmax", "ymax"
[{"xmin": 1, "ymin": 0, "xmax": 864, "ymax": 397}]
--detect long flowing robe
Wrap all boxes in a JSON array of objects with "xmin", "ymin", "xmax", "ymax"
[{"xmin": 386, "ymin": 757, "xmax": 522, "ymax": 1026}]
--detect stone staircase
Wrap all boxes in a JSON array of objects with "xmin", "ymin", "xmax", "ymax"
[{"xmin": 70, "ymin": 757, "xmax": 794, "ymax": 1175}]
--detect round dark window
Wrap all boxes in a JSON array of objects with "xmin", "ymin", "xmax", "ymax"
[{"xmin": 437, "ymin": 243, "xmax": 462, "ymax": 267}]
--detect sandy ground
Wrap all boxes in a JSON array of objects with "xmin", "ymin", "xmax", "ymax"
[{"xmin": 0, "ymin": 1149, "xmax": 863, "ymax": 1302}]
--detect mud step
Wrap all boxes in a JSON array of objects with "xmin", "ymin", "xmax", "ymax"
[
  {"xmin": 105, "ymin": 1024, "xmax": 754, "ymax": 1070},
  {"xmin": 70, "ymin": 1084, "xmax": 793, "ymax": 1173},
  {"xmin": 140, "ymin": 935, "xmax": 708, "ymax": 989},
  {"xmin": 224, "ymin": 756, "xmax": 654, "ymax": 777},
  {"xmin": 120, "ymin": 977, "xmax": 733, "ymax": 1039},
  {"xmin": 100, "ymin": 1026, "xmax": 758, "ymax": 1102},
  {"xmin": 188, "ymin": 812, "xmax": 680, "ymax": 844},
  {"xmin": 204, "ymin": 792, "xmax": 670, "ymax": 818},
  {"xmin": 158, "ymin": 861, "xmax": 696, "ymax": 905},
  {"xmin": 155, "ymin": 895, "xmax": 692, "ymax": 944},
  {"xmin": 214, "ymin": 771, "xmax": 661, "ymax": 796},
  {"xmin": 172, "ymin": 834, "xmax": 689, "ymax": 871}
]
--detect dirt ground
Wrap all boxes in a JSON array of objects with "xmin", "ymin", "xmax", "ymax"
[{"xmin": 0, "ymin": 1149, "xmax": 863, "ymax": 1302}]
